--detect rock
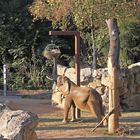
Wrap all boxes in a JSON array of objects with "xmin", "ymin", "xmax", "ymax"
[
  {"xmin": 101, "ymin": 74, "xmax": 109, "ymax": 87},
  {"xmin": 0, "ymin": 103, "xmax": 6, "ymax": 113},
  {"xmin": 80, "ymin": 68, "xmax": 92, "ymax": 85},
  {"xmin": 135, "ymin": 85, "xmax": 140, "ymax": 94},
  {"xmin": 57, "ymin": 64, "xmax": 68, "ymax": 76},
  {"xmin": 88, "ymin": 79, "xmax": 102, "ymax": 88},
  {"xmin": 0, "ymin": 104, "xmax": 38, "ymax": 140},
  {"xmin": 56, "ymin": 62, "xmax": 140, "ymax": 112},
  {"xmin": 92, "ymin": 70, "xmax": 98, "ymax": 77},
  {"xmin": 65, "ymin": 67, "xmax": 76, "ymax": 83},
  {"xmin": 102, "ymin": 93, "xmax": 109, "ymax": 104},
  {"xmin": 57, "ymin": 65, "xmax": 92, "ymax": 84},
  {"xmin": 88, "ymin": 82, "xmax": 96, "ymax": 88},
  {"xmin": 129, "ymin": 95, "xmax": 140, "ymax": 111},
  {"xmin": 96, "ymin": 86, "xmax": 105, "ymax": 95},
  {"xmin": 128, "ymin": 62, "xmax": 140, "ymax": 73},
  {"xmin": 81, "ymin": 67, "xmax": 92, "ymax": 78},
  {"xmin": 135, "ymin": 74, "xmax": 140, "ymax": 85},
  {"xmin": 0, "ymin": 135, "xmax": 7, "ymax": 140},
  {"xmin": 92, "ymin": 68, "xmax": 108, "ymax": 78}
]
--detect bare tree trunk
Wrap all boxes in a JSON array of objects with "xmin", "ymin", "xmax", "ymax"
[
  {"xmin": 52, "ymin": 57, "xmax": 57, "ymax": 83},
  {"xmin": 106, "ymin": 18, "xmax": 120, "ymax": 134},
  {"xmin": 91, "ymin": 29, "xmax": 96, "ymax": 70},
  {"xmin": 92, "ymin": 41, "xmax": 96, "ymax": 70}
]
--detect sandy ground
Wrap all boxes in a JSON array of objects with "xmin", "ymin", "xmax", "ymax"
[{"xmin": 0, "ymin": 95, "xmax": 140, "ymax": 140}]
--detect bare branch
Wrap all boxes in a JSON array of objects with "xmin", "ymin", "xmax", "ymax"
[{"xmin": 46, "ymin": 75, "xmax": 53, "ymax": 81}]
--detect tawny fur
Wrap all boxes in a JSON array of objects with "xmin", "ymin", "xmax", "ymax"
[{"xmin": 54, "ymin": 75, "xmax": 107, "ymax": 126}]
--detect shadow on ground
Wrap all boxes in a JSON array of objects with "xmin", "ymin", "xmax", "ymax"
[
  {"xmin": 39, "ymin": 137, "xmax": 140, "ymax": 140},
  {"xmin": 120, "ymin": 116, "xmax": 140, "ymax": 123}
]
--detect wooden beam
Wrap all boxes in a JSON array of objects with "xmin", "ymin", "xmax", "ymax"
[
  {"xmin": 49, "ymin": 31, "xmax": 79, "ymax": 36},
  {"xmin": 74, "ymin": 34, "xmax": 80, "ymax": 86},
  {"xmin": 74, "ymin": 33, "xmax": 80, "ymax": 118},
  {"xmin": 49, "ymin": 30, "xmax": 81, "ymax": 118}
]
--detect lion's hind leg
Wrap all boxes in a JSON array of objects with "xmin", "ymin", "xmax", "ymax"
[{"xmin": 87, "ymin": 101, "xmax": 103, "ymax": 127}]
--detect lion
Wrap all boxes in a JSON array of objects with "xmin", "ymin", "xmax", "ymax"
[{"xmin": 52, "ymin": 75, "xmax": 107, "ymax": 126}]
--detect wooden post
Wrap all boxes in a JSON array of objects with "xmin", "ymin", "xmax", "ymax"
[
  {"xmin": 74, "ymin": 32, "xmax": 80, "ymax": 87},
  {"xmin": 49, "ymin": 31, "xmax": 81, "ymax": 118},
  {"xmin": 74, "ymin": 32, "xmax": 81, "ymax": 118},
  {"xmin": 106, "ymin": 18, "xmax": 120, "ymax": 134}
]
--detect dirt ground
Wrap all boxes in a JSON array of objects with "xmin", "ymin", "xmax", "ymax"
[{"xmin": 0, "ymin": 93, "xmax": 140, "ymax": 140}]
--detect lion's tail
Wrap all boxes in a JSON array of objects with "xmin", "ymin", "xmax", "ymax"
[
  {"xmin": 100, "ymin": 97, "xmax": 105, "ymax": 116},
  {"xmin": 95, "ymin": 90, "xmax": 105, "ymax": 116}
]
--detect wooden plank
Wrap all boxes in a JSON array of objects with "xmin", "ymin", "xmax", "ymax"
[{"xmin": 49, "ymin": 31, "xmax": 79, "ymax": 36}]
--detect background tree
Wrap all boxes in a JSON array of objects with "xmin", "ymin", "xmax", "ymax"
[
  {"xmin": 29, "ymin": 0, "xmax": 139, "ymax": 69},
  {"xmin": 0, "ymin": 0, "xmax": 139, "ymax": 91},
  {"xmin": 0, "ymin": 0, "xmax": 56, "ymax": 90},
  {"xmin": 120, "ymin": 21, "xmax": 140, "ymax": 66}
]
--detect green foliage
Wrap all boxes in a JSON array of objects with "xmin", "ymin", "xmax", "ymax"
[
  {"xmin": 0, "ymin": 0, "xmax": 54, "ymax": 90},
  {"xmin": 30, "ymin": 0, "xmax": 139, "ymax": 69},
  {"xmin": 70, "ymin": 0, "xmax": 138, "ymax": 68},
  {"xmin": 0, "ymin": 0, "xmax": 140, "ymax": 91},
  {"xmin": 0, "ymin": 0, "xmax": 74, "ymax": 90},
  {"xmin": 120, "ymin": 22, "xmax": 140, "ymax": 66}
]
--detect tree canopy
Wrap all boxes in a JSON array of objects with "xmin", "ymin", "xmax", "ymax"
[
  {"xmin": 0, "ymin": 0, "xmax": 139, "ymax": 90},
  {"xmin": 29, "ymin": 0, "xmax": 140, "ymax": 67}
]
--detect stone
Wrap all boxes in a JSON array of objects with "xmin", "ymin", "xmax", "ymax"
[
  {"xmin": 65, "ymin": 67, "xmax": 76, "ymax": 83},
  {"xmin": 81, "ymin": 67, "xmax": 92, "ymax": 78},
  {"xmin": 80, "ymin": 68, "xmax": 92, "ymax": 85},
  {"xmin": 129, "ymin": 95, "xmax": 140, "ymax": 111},
  {"xmin": 57, "ymin": 64, "xmax": 67, "ymax": 76},
  {"xmin": 128, "ymin": 62, "xmax": 140, "ymax": 73},
  {"xmin": 0, "ymin": 103, "xmax": 6, "ymax": 113},
  {"xmin": 135, "ymin": 74, "xmax": 140, "ymax": 85},
  {"xmin": 0, "ymin": 104, "xmax": 38, "ymax": 140},
  {"xmin": 101, "ymin": 74, "xmax": 109, "ymax": 86},
  {"xmin": 102, "ymin": 93, "xmax": 109, "ymax": 104},
  {"xmin": 92, "ymin": 68, "xmax": 108, "ymax": 78},
  {"xmin": 57, "ymin": 65, "xmax": 92, "ymax": 84},
  {"xmin": 96, "ymin": 86, "xmax": 105, "ymax": 95},
  {"xmin": 135, "ymin": 85, "xmax": 140, "ymax": 94},
  {"xmin": 56, "ymin": 62, "xmax": 140, "ymax": 112},
  {"xmin": 92, "ymin": 70, "xmax": 98, "ymax": 77},
  {"xmin": 88, "ymin": 79, "xmax": 102, "ymax": 88},
  {"xmin": 88, "ymin": 82, "xmax": 96, "ymax": 88},
  {"xmin": 0, "ymin": 135, "xmax": 6, "ymax": 140}
]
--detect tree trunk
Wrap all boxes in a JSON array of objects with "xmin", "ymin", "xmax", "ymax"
[
  {"xmin": 92, "ymin": 42, "xmax": 96, "ymax": 70},
  {"xmin": 106, "ymin": 18, "xmax": 120, "ymax": 134},
  {"xmin": 52, "ymin": 57, "xmax": 57, "ymax": 83},
  {"xmin": 91, "ymin": 29, "xmax": 96, "ymax": 70}
]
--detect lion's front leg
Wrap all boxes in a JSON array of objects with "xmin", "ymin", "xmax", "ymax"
[
  {"xmin": 70, "ymin": 101, "xmax": 76, "ymax": 122},
  {"xmin": 62, "ymin": 95, "xmax": 72, "ymax": 123}
]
